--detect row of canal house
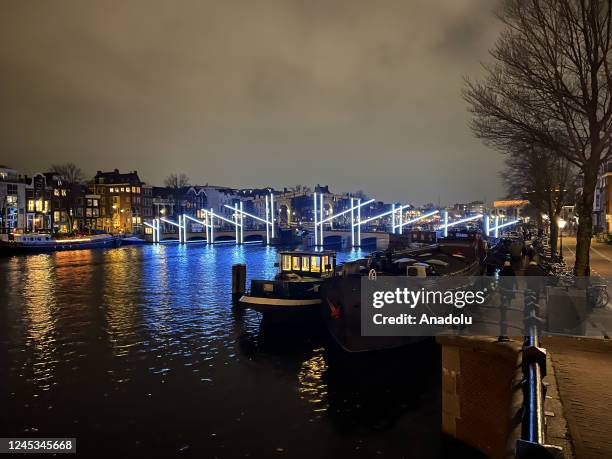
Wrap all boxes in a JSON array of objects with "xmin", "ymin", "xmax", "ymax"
[
  {"xmin": 1, "ymin": 168, "xmax": 411, "ymax": 236},
  {"xmin": 2, "ymin": 165, "xmax": 477, "ymax": 236},
  {"xmin": 0, "ymin": 166, "xmax": 94, "ymax": 234}
]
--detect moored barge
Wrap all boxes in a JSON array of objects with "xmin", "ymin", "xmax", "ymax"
[
  {"xmin": 321, "ymin": 240, "xmax": 481, "ymax": 352},
  {"xmin": 0, "ymin": 233, "xmax": 119, "ymax": 254},
  {"xmin": 239, "ymin": 250, "xmax": 336, "ymax": 320}
]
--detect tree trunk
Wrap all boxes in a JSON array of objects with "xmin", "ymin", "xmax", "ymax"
[
  {"xmin": 574, "ymin": 165, "xmax": 598, "ymax": 276},
  {"xmin": 549, "ymin": 215, "xmax": 559, "ymax": 255}
]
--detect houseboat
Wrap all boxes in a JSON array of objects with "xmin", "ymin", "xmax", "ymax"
[
  {"xmin": 239, "ymin": 250, "xmax": 336, "ymax": 320},
  {"xmin": 321, "ymin": 240, "xmax": 481, "ymax": 352},
  {"xmin": 0, "ymin": 233, "xmax": 119, "ymax": 254}
]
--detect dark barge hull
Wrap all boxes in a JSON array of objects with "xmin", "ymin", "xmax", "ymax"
[
  {"xmin": 0, "ymin": 237, "xmax": 119, "ymax": 254},
  {"xmin": 321, "ymin": 275, "xmax": 426, "ymax": 352},
  {"xmin": 321, "ymin": 241, "xmax": 481, "ymax": 352}
]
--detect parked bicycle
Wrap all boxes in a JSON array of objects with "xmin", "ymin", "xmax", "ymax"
[{"xmin": 587, "ymin": 284, "xmax": 610, "ymax": 309}]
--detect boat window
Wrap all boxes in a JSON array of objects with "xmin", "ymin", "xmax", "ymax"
[
  {"xmin": 301, "ymin": 256, "xmax": 310, "ymax": 271},
  {"xmin": 281, "ymin": 255, "xmax": 292, "ymax": 271},
  {"xmin": 310, "ymin": 256, "xmax": 321, "ymax": 272},
  {"xmin": 292, "ymin": 256, "xmax": 301, "ymax": 271},
  {"xmin": 322, "ymin": 255, "xmax": 329, "ymax": 271}
]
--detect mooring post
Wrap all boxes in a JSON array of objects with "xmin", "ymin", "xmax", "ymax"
[{"xmin": 232, "ymin": 263, "xmax": 247, "ymax": 302}]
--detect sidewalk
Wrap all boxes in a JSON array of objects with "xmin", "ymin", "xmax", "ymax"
[
  {"xmin": 543, "ymin": 337, "xmax": 612, "ymax": 459},
  {"xmin": 560, "ymin": 236, "xmax": 612, "ymax": 279}
]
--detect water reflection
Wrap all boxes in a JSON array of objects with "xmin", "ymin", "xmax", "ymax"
[
  {"xmin": 298, "ymin": 348, "xmax": 328, "ymax": 413},
  {"xmin": 0, "ymin": 244, "xmax": 455, "ymax": 458},
  {"xmin": 22, "ymin": 255, "xmax": 57, "ymax": 392}
]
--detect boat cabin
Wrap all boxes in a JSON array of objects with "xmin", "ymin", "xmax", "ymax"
[
  {"xmin": 14, "ymin": 234, "xmax": 53, "ymax": 243},
  {"xmin": 278, "ymin": 250, "xmax": 336, "ymax": 277}
]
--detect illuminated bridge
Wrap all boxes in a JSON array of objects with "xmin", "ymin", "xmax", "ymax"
[{"xmin": 143, "ymin": 191, "xmax": 520, "ymax": 247}]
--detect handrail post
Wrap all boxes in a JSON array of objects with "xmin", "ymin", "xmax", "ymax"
[{"xmin": 515, "ymin": 289, "xmax": 563, "ymax": 459}]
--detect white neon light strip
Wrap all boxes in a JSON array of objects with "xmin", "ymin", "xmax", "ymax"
[
  {"xmin": 357, "ymin": 198, "xmax": 361, "ymax": 246},
  {"xmin": 160, "ymin": 217, "xmax": 182, "ymax": 228},
  {"xmin": 265, "ymin": 195, "xmax": 270, "ymax": 245},
  {"xmin": 209, "ymin": 210, "xmax": 240, "ymax": 226},
  {"xmin": 319, "ymin": 193, "xmax": 324, "ymax": 246},
  {"xmin": 210, "ymin": 208, "xmax": 214, "ymax": 243},
  {"xmin": 438, "ymin": 214, "xmax": 483, "ymax": 230},
  {"xmin": 234, "ymin": 204, "xmax": 239, "ymax": 243},
  {"xmin": 184, "ymin": 214, "xmax": 210, "ymax": 227},
  {"xmin": 355, "ymin": 204, "xmax": 411, "ymax": 227},
  {"xmin": 397, "ymin": 210, "xmax": 440, "ymax": 229},
  {"xmin": 240, "ymin": 201, "xmax": 244, "ymax": 244},
  {"xmin": 223, "ymin": 205, "xmax": 268, "ymax": 224},
  {"xmin": 270, "ymin": 193, "xmax": 275, "ymax": 239},
  {"xmin": 313, "ymin": 192, "xmax": 318, "ymax": 246},
  {"xmin": 350, "ymin": 198, "xmax": 355, "ymax": 246},
  {"xmin": 490, "ymin": 219, "xmax": 519, "ymax": 232}
]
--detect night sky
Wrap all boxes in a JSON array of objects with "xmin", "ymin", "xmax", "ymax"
[{"xmin": 0, "ymin": 0, "xmax": 504, "ymax": 205}]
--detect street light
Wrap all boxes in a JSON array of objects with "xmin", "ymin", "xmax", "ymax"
[{"xmin": 558, "ymin": 218, "xmax": 567, "ymax": 258}]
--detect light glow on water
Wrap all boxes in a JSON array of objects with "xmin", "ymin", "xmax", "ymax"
[{"xmin": 0, "ymin": 244, "xmax": 450, "ymax": 458}]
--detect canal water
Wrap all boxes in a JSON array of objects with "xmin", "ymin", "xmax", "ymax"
[{"xmin": 0, "ymin": 244, "xmax": 477, "ymax": 458}]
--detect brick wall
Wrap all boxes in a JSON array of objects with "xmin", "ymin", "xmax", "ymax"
[{"xmin": 438, "ymin": 337, "xmax": 524, "ymax": 459}]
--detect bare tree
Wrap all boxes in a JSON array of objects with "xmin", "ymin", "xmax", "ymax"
[
  {"xmin": 502, "ymin": 145, "xmax": 575, "ymax": 253},
  {"xmin": 464, "ymin": 0, "xmax": 612, "ymax": 275},
  {"xmin": 164, "ymin": 173, "xmax": 190, "ymax": 189},
  {"xmin": 49, "ymin": 162, "xmax": 87, "ymax": 233},
  {"xmin": 50, "ymin": 163, "xmax": 86, "ymax": 184}
]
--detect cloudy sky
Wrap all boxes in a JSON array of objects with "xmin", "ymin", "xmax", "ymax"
[{"xmin": 0, "ymin": 0, "xmax": 504, "ymax": 205}]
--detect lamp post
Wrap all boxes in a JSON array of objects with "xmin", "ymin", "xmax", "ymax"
[{"xmin": 558, "ymin": 218, "xmax": 567, "ymax": 258}]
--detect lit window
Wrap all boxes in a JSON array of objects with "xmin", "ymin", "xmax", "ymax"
[
  {"xmin": 310, "ymin": 256, "xmax": 321, "ymax": 272},
  {"xmin": 322, "ymin": 256, "xmax": 329, "ymax": 271},
  {"xmin": 301, "ymin": 256, "xmax": 310, "ymax": 271},
  {"xmin": 54, "ymin": 189, "xmax": 60, "ymax": 196},
  {"xmin": 27, "ymin": 200, "xmax": 34, "ymax": 212},
  {"xmin": 292, "ymin": 256, "xmax": 301, "ymax": 271},
  {"xmin": 282, "ymin": 255, "xmax": 291, "ymax": 271},
  {"xmin": 61, "ymin": 189, "xmax": 67, "ymax": 196},
  {"xmin": 110, "ymin": 187, "xmax": 114, "ymax": 193}
]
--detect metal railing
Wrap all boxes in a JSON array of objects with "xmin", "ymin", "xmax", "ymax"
[{"xmin": 515, "ymin": 290, "xmax": 562, "ymax": 459}]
